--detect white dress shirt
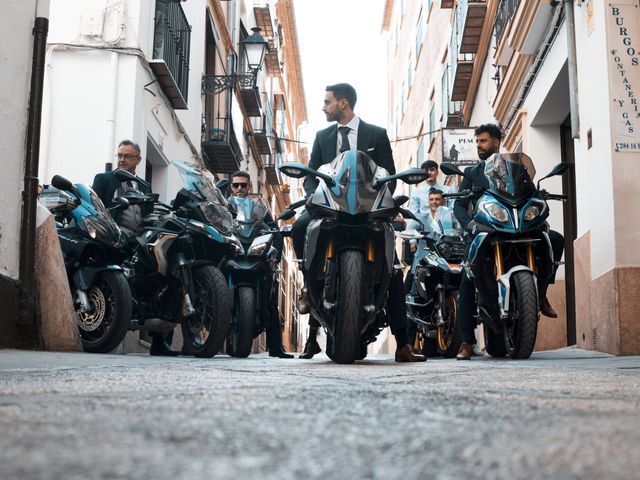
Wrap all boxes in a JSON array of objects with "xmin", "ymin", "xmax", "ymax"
[{"xmin": 336, "ymin": 115, "xmax": 360, "ymax": 155}]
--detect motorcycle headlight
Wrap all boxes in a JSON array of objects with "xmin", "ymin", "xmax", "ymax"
[
  {"xmin": 524, "ymin": 205, "xmax": 541, "ymax": 222},
  {"xmin": 80, "ymin": 215, "xmax": 120, "ymax": 244},
  {"xmin": 247, "ymin": 234, "xmax": 273, "ymax": 257},
  {"xmin": 224, "ymin": 235, "xmax": 245, "ymax": 255},
  {"xmin": 484, "ymin": 202, "xmax": 510, "ymax": 223}
]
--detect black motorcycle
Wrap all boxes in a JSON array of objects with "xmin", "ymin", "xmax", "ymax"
[
  {"xmin": 278, "ymin": 151, "xmax": 427, "ymax": 364},
  {"xmin": 118, "ymin": 162, "xmax": 236, "ymax": 357},
  {"xmin": 221, "ymin": 197, "xmax": 282, "ymax": 357},
  {"xmin": 41, "ymin": 176, "xmax": 132, "ymax": 353},
  {"xmin": 441, "ymin": 153, "xmax": 568, "ymax": 359},
  {"xmin": 399, "ymin": 206, "xmax": 464, "ymax": 358}
]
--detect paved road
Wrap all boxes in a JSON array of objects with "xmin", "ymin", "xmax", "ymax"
[{"xmin": 1, "ymin": 348, "xmax": 639, "ymax": 480}]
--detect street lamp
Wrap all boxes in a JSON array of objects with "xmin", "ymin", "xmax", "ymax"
[{"xmin": 201, "ymin": 27, "xmax": 268, "ymax": 95}]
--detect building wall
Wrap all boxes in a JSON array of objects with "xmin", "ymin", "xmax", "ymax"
[{"xmin": 0, "ymin": 0, "xmax": 41, "ymax": 280}]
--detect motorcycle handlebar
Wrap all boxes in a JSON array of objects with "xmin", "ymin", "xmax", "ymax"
[{"xmin": 543, "ymin": 193, "xmax": 567, "ymax": 201}]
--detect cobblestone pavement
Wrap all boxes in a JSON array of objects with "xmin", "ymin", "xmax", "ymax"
[{"xmin": 0, "ymin": 348, "xmax": 639, "ymax": 480}]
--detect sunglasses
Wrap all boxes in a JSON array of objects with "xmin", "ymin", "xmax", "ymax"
[{"xmin": 232, "ymin": 182, "xmax": 249, "ymax": 188}]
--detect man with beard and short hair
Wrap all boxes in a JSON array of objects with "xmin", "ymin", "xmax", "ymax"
[
  {"xmin": 291, "ymin": 82, "xmax": 425, "ymax": 362},
  {"xmin": 453, "ymin": 124, "xmax": 564, "ymax": 360}
]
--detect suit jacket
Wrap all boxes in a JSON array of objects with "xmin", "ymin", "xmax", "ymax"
[
  {"xmin": 453, "ymin": 161, "xmax": 489, "ymax": 229},
  {"xmin": 92, "ymin": 170, "xmax": 152, "ymax": 224},
  {"xmin": 303, "ymin": 120, "xmax": 396, "ymax": 195}
]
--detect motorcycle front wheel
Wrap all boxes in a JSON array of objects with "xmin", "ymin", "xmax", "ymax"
[
  {"xmin": 76, "ymin": 271, "xmax": 132, "ymax": 353},
  {"xmin": 227, "ymin": 286, "xmax": 256, "ymax": 358},
  {"xmin": 181, "ymin": 266, "xmax": 232, "ymax": 358},
  {"xmin": 329, "ymin": 250, "xmax": 364, "ymax": 364},
  {"xmin": 504, "ymin": 270, "xmax": 538, "ymax": 359}
]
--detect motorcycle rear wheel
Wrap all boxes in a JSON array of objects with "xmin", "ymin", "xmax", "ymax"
[
  {"xmin": 181, "ymin": 266, "xmax": 232, "ymax": 358},
  {"xmin": 76, "ymin": 271, "xmax": 132, "ymax": 353},
  {"xmin": 504, "ymin": 270, "xmax": 538, "ymax": 359},
  {"xmin": 227, "ymin": 286, "xmax": 256, "ymax": 358},
  {"xmin": 330, "ymin": 250, "xmax": 364, "ymax": 364}
]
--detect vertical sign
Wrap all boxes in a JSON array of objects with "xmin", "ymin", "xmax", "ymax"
[
  {"xmin": 441, "ymin": 128, "xmax": 480, "ymax": 166},
  {"xmin": 607, "ymin": 3, "xmax": 640, "ymax": 152}
]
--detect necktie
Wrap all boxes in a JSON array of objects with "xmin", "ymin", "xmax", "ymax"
[{"xmin": 338, "ymin": 126, "xmax": 351, "ymax": 153}]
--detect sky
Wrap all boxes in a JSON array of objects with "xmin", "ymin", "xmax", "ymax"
[{"xmin": 292, "ymin": 0, "xmax": 388, "ymax": 146}]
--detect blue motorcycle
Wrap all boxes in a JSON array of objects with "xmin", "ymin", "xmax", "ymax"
[
  {"xmin": 442, "ymin": 153, "xmax": 568, "ymax": 359},
  {"xmin": 41, "ymin": 176, "xmax": 132, "ymax": 353}
]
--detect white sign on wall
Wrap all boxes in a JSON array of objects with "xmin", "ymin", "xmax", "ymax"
[
  {"xmin": 607, "ymin": 2, "xmax": 640, "ymax": 153},
  {"xmin": 441, "ymin": 128, "xmax": 480, "ymax": 166}
]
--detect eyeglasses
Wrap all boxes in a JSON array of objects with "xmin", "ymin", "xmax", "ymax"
[
  {"xmin": 232, "ymin": 182, "xmax": 249, "ymax": 188},
  {"xmin": 115, "ymin": 153, "xmax": 139, "ymax": 160}
]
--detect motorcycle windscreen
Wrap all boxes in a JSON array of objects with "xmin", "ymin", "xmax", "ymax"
[
  {"xmin": 324, "ymin": 150, "xmax": 385, "ymax": 215},
  {"xmin": 172, "ymin": 160, "xmax": 233, "ymax": 233},
  {"xmin": 433, "ymin": 206, "xmax": 461, "ymax": 236},
  {"xmin": 483, "ymin": 153, "xmax": 536, "ymax": 202},
  {"xmin": 230, "ymin": 197, "xmax": 265, "ymax": 238}
]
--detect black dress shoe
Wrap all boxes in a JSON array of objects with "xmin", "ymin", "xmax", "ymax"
[
  {"xmin": 269, "ymin": 345, "xmax": 294, "ymax": 358},
  {"xmin": 299, "ymin": 339, "xmax": 321, "ymax": 359},
  {"xmin": 150, "ymin": 340, "xmax": 181, "ymax": 357},
  {"xmin": 540, "ymin": 296, "xmax": 558, "ymax": 318}
]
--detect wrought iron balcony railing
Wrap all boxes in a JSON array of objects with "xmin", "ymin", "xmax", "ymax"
[
  {"xmin": 150, "ymin": 0, "xmax": 191, "ymax": 109},
  {"xmin": 494, "ymin": 0, "xmax": 520, "ymax": 46}
]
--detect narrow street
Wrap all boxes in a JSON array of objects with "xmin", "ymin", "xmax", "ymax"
[{"xmin": 1, "ymin": 348, "xmax": 639, "ymax": 480}]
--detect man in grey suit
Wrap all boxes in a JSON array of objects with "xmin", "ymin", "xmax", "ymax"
[{"xmin": 292, "ymin": 83, "xmax": 425, "ymax": 362}]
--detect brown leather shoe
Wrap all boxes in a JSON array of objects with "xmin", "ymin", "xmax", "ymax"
[
  {"xmin": 395, "ymin": 344, "xmax": 427, "ymax": 362},
  {"xmin": 299, "ymin": 339, "xmax": 321, "ymax": 359},
  {"xmin": 297, "ymin": 288, "xmax": 310, "ymax": 315},
  {"xmin": 456, "ymin": 343, "xmax": 473, "ymax": 360},
  {"xmin": 540, "ymin": 296, "xmax": 558, "ymax": 318}
]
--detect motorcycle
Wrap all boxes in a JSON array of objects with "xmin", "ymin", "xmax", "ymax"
[
  {"xmin": 41, "ymin": 176, "xmax": 132, "ymax": 353},
  {"xmin": 398, "ymin": 205, "xmax": 465, "ymax": 358},
  {"xmin": 278, "ymin": 150, "xmax": 428, "ymax": 364},
  {"xmin": 117, "ymin": 162, "xmax": 236, "ymax": 357},
  {"xmin": 221, "ymin": 197, "xmax": 282, "ymax": 357},
  {"xmin": 441, "ymin": 153, "xmax": 568, "ymax": 359}
]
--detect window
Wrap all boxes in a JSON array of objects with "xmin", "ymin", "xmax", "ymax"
[
  {"xmin": 415, "ymin": 9, "xmax": 424, "ymax": 59},
  {"xmin": 417, "ymin": 136, "xmax": 425, "ymax": 167},
  {"xmin": 429, "ymin": 105, "xmax": 436, "ymax": 147},
  {"xmin": 441, "ymin": 67, "xmax": 449, "ymax": 121}
]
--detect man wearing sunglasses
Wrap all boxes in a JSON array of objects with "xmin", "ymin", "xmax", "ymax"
[
  {"xmin": 92, "ymin": 139, "xmax": 179, "ymax": 357},
  {"xmin": 227, "ymin": 171, "xmax": 293, "ymax": 358}
]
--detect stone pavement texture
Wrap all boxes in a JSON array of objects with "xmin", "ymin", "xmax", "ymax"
[{"xmin": 0, "ymin": 347, "xmax": 638, "ymax": 480}]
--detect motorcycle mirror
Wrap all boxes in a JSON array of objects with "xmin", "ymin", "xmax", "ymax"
[
  {"xmin": 373, "ymin": 168, "xmax": 429, "ymax": 189},
  {"xmin": 440, "ymin": 163, "xmax": 465, "ymax": 177},
  {"xmin": 216, "ymin": 178, "xmax": 231, "ymax": 191},
  {"xmin": 536, "ymin": 163, "xmax": 570, "ymax": 189},
  {"xmin": 394, "ymin": 195, "xmax": 409, "ymax": 207},
  {"xmin": 51, "ymin": 175, "xmax": 74, "ymax": 192},
  {"xmin": 113, "ymin": 169, "xmax": 137, "ymax": 182},
  {"xmin": 279, "ymin": 162, "xmax": 336, "ymax": 187},
  {"xmin": 278, "ymin": 209, "xmax": 296, "ymax": 221},
  {"xmin": 398, "ymin": 207, "xmax": 418, "ymax": 221}
]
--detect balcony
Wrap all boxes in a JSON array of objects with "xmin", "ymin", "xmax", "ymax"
[
  {"xmin": 446, "ymin": 101, "xmax": 465, "ymax": 128},
  {"xmin": 202, "ymin": 114, "xmax": 242, "ymax": 174},
  {"xmin": 254, "ymin": 5, "xmax": 281, "ymax": 77},
  {"xmin": 238, "ymin": 75, "xmax": 262, "ymax": 117},
  {"xmin": 264, "ymin": 153, "xmax": 285, "ymax": 185},
  {"xmin": 459, "ymin": 0, "xmax": 487, "ymax": 55},
  {"xmin": 264, "ymin": 40, "xmax": 282, "ymax": 77},
  {"xmin": 150, "ymin": 0, "xmax": 191, "ymax": 109},
  {"xmin": 250, "ymin": 96, "xmax": 274, "ymax": 155},
  {"xmin": 441, "ymin": 0, "xmax": 454, "ymax": 7},
  {"xmin": 494, "ymin": 0, "xmax": 520, "ymax": 47},
  {"xmin": 451, "ymin": 57, "xmax": 474, "ymax": 101}
]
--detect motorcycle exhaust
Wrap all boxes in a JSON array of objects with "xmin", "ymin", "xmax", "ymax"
[{"xmin": 130, "ymin": 318, "xmax": 175, "ymax": 332}]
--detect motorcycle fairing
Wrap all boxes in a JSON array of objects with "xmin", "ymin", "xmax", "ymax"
[
  {"xmin": 304, "ymin": 218, "xmax": 324, "ymax": 271},
  {"xmin": 73, "ymin": 264, "xmax": 122, "ymax": 290},
  {"xmin": 466, "ymin": 232, "xmax": 489, "ymax": 267}
]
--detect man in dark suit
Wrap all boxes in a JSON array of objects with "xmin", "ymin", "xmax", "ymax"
[
  {"xmin": 453, "ymin": 124, "xmax": 564, "ymax": 360},
  {"xmin": 92, "ymin": 139, "xmax": 178, "ymax": 357},
  {"xmin": 292, "ymin": 83, "xmax": 425, "ymax": 362}
]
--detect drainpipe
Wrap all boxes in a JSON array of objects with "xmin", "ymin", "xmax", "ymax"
[
  {"xmin": 106, "ymin": 51, "xmax": 120, "ymax": 171},
  {"xmin": 19, "ymin": 0, "xmax": 50, "ymax": 325},
  {"xmin": 564, "ymin": 0, "xmax": 580, "ymax": 139}
]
